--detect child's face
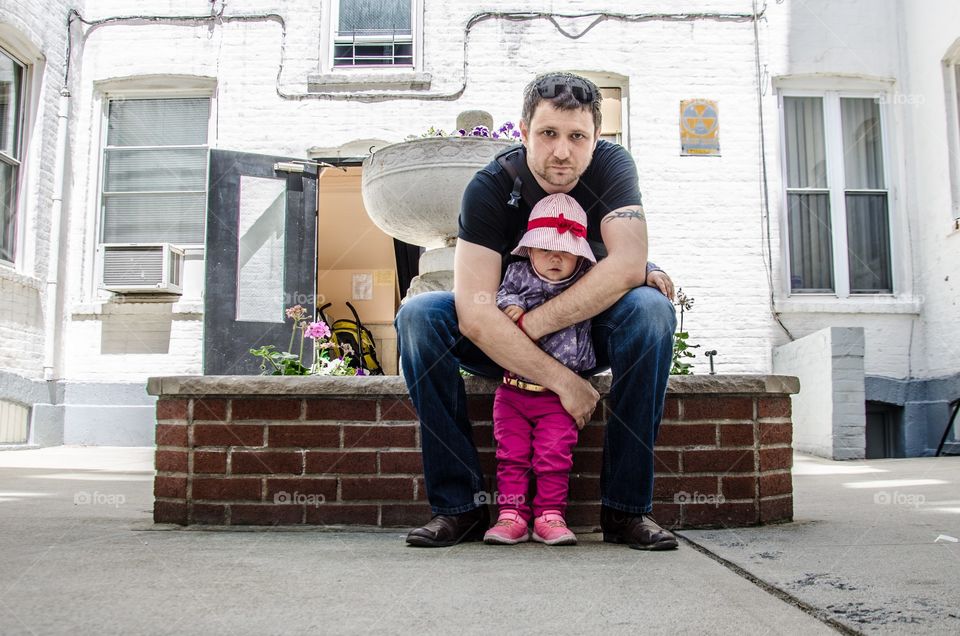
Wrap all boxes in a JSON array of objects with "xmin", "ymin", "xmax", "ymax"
[{"xmin": 529, "ymin": 248, "xmax": 580, "ymax": 281}]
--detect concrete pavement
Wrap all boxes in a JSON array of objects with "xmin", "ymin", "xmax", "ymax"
[{"xmin": 0, "ymin": 447, "xmax": 956, "ymax": 634}]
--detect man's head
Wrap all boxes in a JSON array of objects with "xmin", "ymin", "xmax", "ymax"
[{"xmin": 519, "ymin": 73, "xmax": 603, "ymax": 193}]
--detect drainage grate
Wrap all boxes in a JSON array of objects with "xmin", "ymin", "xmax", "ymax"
[{"xmin": 0, "ymin": 400, "xmax": 29, "ymax": 444}]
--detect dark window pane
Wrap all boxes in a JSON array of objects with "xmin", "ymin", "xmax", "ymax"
[
  {"xmin": 841, "ymin": 98, "xmax": 885, "ymax": 189},
  {"xmin": 783, "ymin": 97, "xmax": 827, "ymax": 188},
  {"xmin": 0, "ymin": 50, "xmax": 23, "ymax": 158},
  {"xmin": 107, "ymin": 98, "xmax": 210, "ymax": 147},
  {"xmin": 0, "ymin": 160, "xmax": 16, "ymax": 261},
  {"xmin": 339, "ymin": 0, "xmax": 411, "ymax": 35},
  {"xmin": 846, "ymin": 193, "xmax": 892, "ymax": 292},
  {"xmin": 102, "ymin": 192, "xmax": 206, "ymax": 244},
  {"xmin": 788, "ymin": 192, "xmax": 834, "ymax": 292}
]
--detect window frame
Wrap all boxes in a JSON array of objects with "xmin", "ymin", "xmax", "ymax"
[
  {"xmin": 0, "ymin": 44, "xmax": 27, "ymax": 268},
  {"xmin": 95, "ymin": 92, "xmax": 214, "ymax": 252},
  {"xmin": 778, "ymin": 88, "xmax": 896, "ymax": 298},
  {"xmin": 326, "ymin": 0, "xmax": 423, "ymax": 71},
  {"xmin": 943, "ymin": 41, "xmax": 960, "ymax": 224}
]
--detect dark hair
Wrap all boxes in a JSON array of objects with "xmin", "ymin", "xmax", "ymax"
[{"xmin": 521, "ymin": 72, "xmax": 602, "ymax": 133}]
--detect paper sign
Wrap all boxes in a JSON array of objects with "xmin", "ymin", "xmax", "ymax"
[
  {"xmin": 352, "ymin": 273, "xmax": 373, "ymax": 300},
  {"xmin": 680, "ymin": 99, "xmax": 720, "ymax": 156}
]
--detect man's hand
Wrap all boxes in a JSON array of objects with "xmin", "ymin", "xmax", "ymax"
[
  {"xmin": 647, "ymin": 269, "xmax": 675, "ymax": 301},
  {"xmin": 502, "ymin": 305, "xmax": 524, "ymax": 322},
  {"xmin": 556, "ymin": 375, "xmax": 600, "ymax": 429}
]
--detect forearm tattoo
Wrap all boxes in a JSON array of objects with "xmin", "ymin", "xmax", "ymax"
[{"xmin": 602, "ymin": 207, "xmax": 646, "ymax": 223}]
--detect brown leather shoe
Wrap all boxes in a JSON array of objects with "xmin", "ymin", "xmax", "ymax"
[
  {"xmin": 601, "ymin": 505, "xmax": 678, "ymax": 551},
  {"xmin": 406, "ymin": 507, "xmax": 489, "ymax": 547}
]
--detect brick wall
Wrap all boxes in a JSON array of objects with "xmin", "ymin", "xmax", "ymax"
[{"xmin": 151, "ymin": 375, "xmax": 796, "ymax": 529}]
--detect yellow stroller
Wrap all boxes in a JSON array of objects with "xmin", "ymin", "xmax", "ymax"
[{"xmin": 316, "ymin": 302, "xmax": 383, "ymax": 375}]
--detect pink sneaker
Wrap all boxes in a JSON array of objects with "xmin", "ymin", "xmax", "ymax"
[
  {"xmin": 483, "ymin": 509, "xmax": 530, "ymax": 545},
  {"xmin": 532, "ymin": 511, "xmax": 577, "ymax": 546}
]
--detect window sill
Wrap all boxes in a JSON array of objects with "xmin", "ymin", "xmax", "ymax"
[
  {"xmin": 0, "ymin": 265, "xmax": 43, "ymax": 291},
  {"xmin": 774, "ymin": 296, "xmax": 922, "ymax": 315},
  {"xmin": 71, "ymin": 298, "xmax": 204, "ymax": 319},
  {"xmin": 307, "ymin": 71, "xmax": 432, "ymax": 93}
]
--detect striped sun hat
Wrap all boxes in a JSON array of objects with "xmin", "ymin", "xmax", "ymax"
[{"xmin": 511, "ymin": 193, "xmax": 596, "ymax": 263}]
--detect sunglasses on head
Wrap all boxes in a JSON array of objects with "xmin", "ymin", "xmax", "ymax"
[{"xmin": 535, "ymin": 76, "xmax": 596, "ymax": 104}]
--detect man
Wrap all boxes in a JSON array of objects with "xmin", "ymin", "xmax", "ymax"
[{"xmin": 395, "ymin": 72, "xmax": 678, "ymax": 550}]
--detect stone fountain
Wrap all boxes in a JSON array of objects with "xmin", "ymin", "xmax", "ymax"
[{"xmin": 361, "ymin": 111, "xmax": 513, "ymax": 297}]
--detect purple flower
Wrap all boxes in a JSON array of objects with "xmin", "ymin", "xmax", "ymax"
[
  {"xmin": 457, "ymin": 129, "xmax": 467, "ymax": 136},
  {"xmin": 304, "ymin": 321, "xmax": 331, "ymax": 340}
]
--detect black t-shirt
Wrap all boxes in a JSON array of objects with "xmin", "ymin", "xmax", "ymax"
[{"xmin": 457, "ymin": 140, "xmax": 642, "ymax": 276}]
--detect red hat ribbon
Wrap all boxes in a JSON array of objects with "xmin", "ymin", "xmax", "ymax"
[{"xmin": 526, "ymin": 213, "xmax": 586, "ymax": 238}]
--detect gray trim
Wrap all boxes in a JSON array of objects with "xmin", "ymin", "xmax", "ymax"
[{"xmin": 866, "ymin": 372, "xmax": 960, "ymax": 457}]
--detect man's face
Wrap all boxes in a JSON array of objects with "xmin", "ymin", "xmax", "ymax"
[{"xmin": 520, "ymin": 102, "xmax": 599, "ymax": 194}]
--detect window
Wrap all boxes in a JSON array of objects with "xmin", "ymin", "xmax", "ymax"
[
  {"xmin": 100, "ymin": 97, "xmax": 210, "ymax": 246},
  {"xmin": 781, "ymin": 93, "xmax": 892, "ymax": 295},
  {"xmin": 599, "ymin": 87, "xmax": 623, "ymax": 145},
  {"xmin": 332, "ymin": 0, "xmax": 414, "ymax": 67},
  {"xmin": 0, "ymin": 47, "xmax": 25, "ymax": 264}
]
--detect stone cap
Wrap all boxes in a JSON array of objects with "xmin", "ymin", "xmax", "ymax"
[{"xmin": 147, "ymin": 374, "xmax": 799, "ymax": 397}]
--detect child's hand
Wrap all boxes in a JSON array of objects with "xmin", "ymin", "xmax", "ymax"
[{"xmin": 502, "ymin": 305, "xmax": 525, "ymax": 322}]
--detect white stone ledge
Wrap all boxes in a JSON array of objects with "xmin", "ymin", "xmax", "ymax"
[
  {"xmin": 71, "ymin": 300, "xmax": 204, "ymax": 318},
  {"xmin": 0, "ymin": 266, "xmax": 44, "ymax": 291},
  {"xmin": 146, "ymin": 374, "xmax": 800, "ymax": 397},
  {"xmin": 307, "ymin": 71, "xmax": 432, "ymax": 92},
  {"xmin": 775, "ymin": 297, "xmax": 922, "ymax": 315}
]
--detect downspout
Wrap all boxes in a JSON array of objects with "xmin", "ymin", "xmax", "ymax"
[{"xmin": 42, "ymin": 88, "xmax": 71, "ymax": 381}]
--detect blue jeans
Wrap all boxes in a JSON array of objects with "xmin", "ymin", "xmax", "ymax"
[{"xmin": 394, "ymin": 286, "xmax": 676, "ymax": 515}]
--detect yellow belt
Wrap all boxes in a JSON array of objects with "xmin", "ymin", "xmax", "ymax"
[{"xmin": 502, "ymin": 374, "xmax": 548, "ymax": 393}]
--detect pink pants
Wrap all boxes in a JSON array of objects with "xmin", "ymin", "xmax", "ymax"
[{"xmin": 492, "ymin": 384, "xmax": 578, "ymax": 521}]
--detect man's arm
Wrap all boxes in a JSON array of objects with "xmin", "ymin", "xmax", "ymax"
[
  {"xmin": 520, "ymin": 205, "xmax": 649, "ymax": 340},
  {"xmin": 454, "ymin": 239, "xmax": 599, "ymax": 427}
]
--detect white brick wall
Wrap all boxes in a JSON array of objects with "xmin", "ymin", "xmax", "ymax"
[{"xmin": 0, "ymin": 0, "xmax": 76, "ymax": 378}]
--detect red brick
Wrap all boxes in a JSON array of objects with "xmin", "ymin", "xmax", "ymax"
[
  {"xmin": 343, "ymin": 425, "xmax": 416, "ymax": 448},
  {"xmin": 153, "ymin": 501, "xmax": 187, "ymax": 525},
  {"xmin": 306, "ymin": 451, "xmax": 377, "ymax": 474},
  {"xmin": 477, "ymin": 449, "xmax": 497, "ymax": 475},
  {"xmin": 760, "ymin": 495, "xmax": 793, "ymax": 523},
  {"xmin": 683, "ymin": 449, "xmax": 755, "ymax": 473},
  {"xmin": 572, "ymin": 449, "xmax": 603, "ymax": 473},
  {"xmin": 192, "ymin": 399, "xmax": 228, "ymax": 422},
  {"xmin": 194, "ymin": 451, "xmax": 227, "ymax": 474},
  {"xmin": 758, "ymin": 397, "xmax": 791, "ymax": 419},
  {"xmin": 192, "ymin": 478, "xmax": 261, "ymax": 502},
  {"xmin": 650, "ymin": 503, "xmax": 682, "ymax": 529},
  {"xmin": 759, "ymin": 423, "xmax": 793, "ymax": 446},
  {"xmin": 663, "ymin": 397, "xmax": 680, "ymax": 421},
  {"xmin": 472, "ymin": 423, "xmax": 494, "ymax": 448},
  {"xmin": 566, "ymin": 502, "xmax": 601, "ymax": 529},
  {"xmin": 305, "ymin": 399, "xmax": 377, "ymax": 421},
  {"xmin": 191, "ymin": 503, "xmax": 226, "ymax": 524},
  {"xmin": 467, "ymin": 396, "xmax": 495, "ymax": 421},
  {"xmin": 379, "ymin": 399, "xmax": 418, "ymax": 421},
  {"xmin": 720, "ymin": 424, "xmax": 756, "ymax": 447},
  {"xmin": 579, "ymin": 423, "xmax": 605, "ymax": 447},
  {"xmin": 154, "ymin": 476, "xmax": 186, "ymax": 499},
  {"xmin": 231, "ymin": 504, "xmax": 303, "ymax": 525},
  {"xmin": 759, "ymin": 447, "xmax": 793, "ymax": 472},
  {"xmin": 683, "ymin": 501, "xmax": 758, "ymax": 527},
  {"xmin": 683, "ymin": 397, "xmax": 754, "ymax": 421},
  {"xmin": 760, "ymin": 471, "xmax": 793, "ymax": 497},
  {"xmin": 381, "ymin": 503, "xmax": 433, "ymax": 527},
  {"xmin": 268, "ymin": 424, "xmax": 340, "ymax": 448},
  {"xmin": 156, "ymin": 424, "xmax": 187, "ymax": 447},
  {"xmin": 193, "ymin": 424, "xmax": 264, "ymax": 447},
  {"xmin": 231, "ymin": 398, "xmax": 301, "ymax": 421},
  {"xmin": 266, "ymin": 478, "xmax": 337, "ymax": 500},
  {"xmin": 378, "ymin": 451, "xmax": 423, "ymax": 474},
  {"xmin": 305, "ymin": 504, "xmax": 379, "ymax": 525},
  {"xmin": 654, "ymin": 449, "xmax": 680, "ymax": 474},
  {"xmin": 656, "ymin": 423, "xmax": 716, "ymax": 447},
  {"xmin": 654, "ymin": 476, "xmax": 719, "ymax": 500},
  {"xmin": 341, "ymin": 477, "xmax": 414, "ymax": 501},
  {"xmin": 156, "ymin": 399, "xmax": 188, "ymax": 421},
  {"xmin": 155, "ymin": 450, "xmax": 187, "ymax": 473},
  {"xmin": 568, "ymin": 476, "xmax": 600, "ymax": 500},
  {"xmin": 232, "ymin": 451, "xmax": 303, "ymax": 475},
  {"xmin": 721, "ymin": 475, "xmax": 757, "ymax": 500}
]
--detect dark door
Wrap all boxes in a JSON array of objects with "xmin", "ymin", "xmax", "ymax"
[{"xmin": 203, "ymin": 149, "xmax": 317, "ymax": 374}]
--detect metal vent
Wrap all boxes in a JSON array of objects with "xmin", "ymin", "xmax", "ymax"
[
  {"xmin": 0, "ymin": 400, "xmax": 29, "ymax": 444},
  {"xmin": 103, "ymin": 245, "xmax": 164, "ymax": 286}
]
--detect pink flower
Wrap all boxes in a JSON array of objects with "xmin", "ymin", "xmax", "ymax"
[
  {"xmin": 285, "ymin": 305, "xmax": 306, "ymax": 320},
  {"xmin": 304, "ymin": 321, "xmax": 331, "ymax": 340}
]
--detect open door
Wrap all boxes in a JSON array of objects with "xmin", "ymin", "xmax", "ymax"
[{"xmin": 203, "ymin": 150, "xmax": 317, "ymax": 375}]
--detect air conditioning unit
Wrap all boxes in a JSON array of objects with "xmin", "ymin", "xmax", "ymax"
[{"xmin": 99, "ymin": 243, "xmax": 185, "ymax": 294}]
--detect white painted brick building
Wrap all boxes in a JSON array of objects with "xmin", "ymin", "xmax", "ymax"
[{"xmin": 0, "ymin": 0, "xmax": 957, "ymax": 455}]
